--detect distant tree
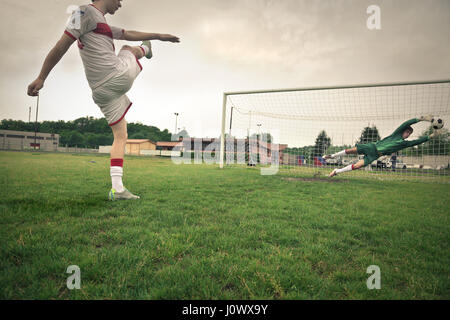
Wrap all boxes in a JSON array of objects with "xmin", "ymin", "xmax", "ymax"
[
  {"xmin": 359, "ymin": 126, "xmax": 381, "ymax": 144},
  {"xmin": 86, "ymin": 118, "xmax": 109, "ymax": 134},
  {"xmin": 60, "ymin": 131, "xmax": 85, "ymax": 147},
  {"xmin": 127, "ymin": 122, "xmax": 148, "ymax": 137},
  {"xmin": 161, "ymin": 129, "xmax": 171, "ymax": 141},
  {"xmin": 85, "ymin": 133, "xmax": 113, "ymax": 148},
  {"xmin": 314, "ymin": 130, "xmax": 331, "ymax": 156},
  {"xmin": 73, "ymin": 117, "xmax": 90, "ymax": 133},
  {"xmin": 285, "ymin": 145, "xmax": 315, "ymax": 161},
  {"xmin": 0, "ymin": 119, "xmax": 35, "ymax": 132},
  {"xmin": 129, "ymin": 131, "xmax": 148, "ymax": 139},
  {"xmin": 1, "ymin": 117, "xmax": 173, "ymax": 147}
]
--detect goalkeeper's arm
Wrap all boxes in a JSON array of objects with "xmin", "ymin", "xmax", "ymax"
[
  {"xmin": 419, "ymin": 115, "xmax": 434, "ymax": 122},
  {"xmin": 392, "ymin": 118, "xmax": 420, "ymax": 136},
  {"xmin": 392, "ymin": 115, "xmax": 435, "ymax": 136},
  {"xmin": 404, "ymin": 136, "xmax": 430, "ymax": 148}
]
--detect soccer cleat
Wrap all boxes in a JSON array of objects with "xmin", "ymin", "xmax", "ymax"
[
  {"xmin": 141, "ymin": 41, "xmax": 153, "ymax": 59},
  {"xmin": 329, "ymin": 169, "xmax": 338, "ymax": 178},
  {"xmin": 323, "ymin": 154, "xmax": 334, "ymax": 160},
  {"xmin": 109, "ymin": 188, "xmax": 140, "ymax": 201}
]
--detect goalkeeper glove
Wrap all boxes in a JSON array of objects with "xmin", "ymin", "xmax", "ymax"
[{"xmin": 420, "ymin": 115, "xmax": 434, "ymax": 122}]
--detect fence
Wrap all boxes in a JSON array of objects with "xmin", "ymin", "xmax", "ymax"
[{"xmin": 0, "ymin": 141, "xmax": 99, "ymax": 154}]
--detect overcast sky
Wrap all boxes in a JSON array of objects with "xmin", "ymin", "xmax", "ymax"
[{"xmin": 0, "ymin": 0, "xmax": 449, "ymax": 139}]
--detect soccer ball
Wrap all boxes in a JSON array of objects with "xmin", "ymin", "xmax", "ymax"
[{"xmin": 431, "ymin": 118, "xmax": 444, "ymax": 130}]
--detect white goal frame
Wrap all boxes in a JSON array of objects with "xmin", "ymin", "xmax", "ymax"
[{"xmin": 220, "ymin": 79, "xmax": 450, "ymax": 174}]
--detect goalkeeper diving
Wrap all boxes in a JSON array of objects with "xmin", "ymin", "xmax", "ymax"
[{"xmin": 325, "ymin": 115, "xmax": 441, "ymax": 177}]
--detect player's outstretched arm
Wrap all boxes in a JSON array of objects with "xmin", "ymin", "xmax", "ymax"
[
  {"xmin": 392, "ymin": 118, "xmax": 421, "ymax": 136},
  {"xmin": 27, "ymin": 33, "xmax": 75, "ymax": 96},
  {"xmin": 405, "ymin": 136, "xmax": 430, "ymax": 148},
  {"xmin": 123, "ymin": 30, "xmax": 180, "ymax": 43}
]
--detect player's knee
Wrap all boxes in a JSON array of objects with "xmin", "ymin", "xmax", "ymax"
[
  {"xmin": 121, "ymin": 45, "xmax": 141, "ymax": 58},
  {"xmin": 114, "ymin": 130, "xmax": 128, "ymax": 142}
]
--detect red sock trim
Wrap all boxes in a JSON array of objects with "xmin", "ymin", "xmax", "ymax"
[
  {"xmin": 139, "ymin": 46, "xmax": 146, "ymax": 55},
  {"xmin": 351, "ymin": 164, "xmax": 355, "ymax": 170},
  {"xmin": 111, "ymin": 158, "xmax": 124, "ymax": 167}
]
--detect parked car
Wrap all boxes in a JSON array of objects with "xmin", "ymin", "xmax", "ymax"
[
  {"xmin": 386, "ymin": 160, "xmax": 408, "ymax": 169},
  {"xmin": 325, "ymin": 158, "xmax": 343, "ymax": 166}
]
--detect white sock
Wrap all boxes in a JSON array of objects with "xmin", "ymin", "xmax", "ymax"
[
  {"xmin": 140, "ymin": 45, "xmax": 150, "ymax": 56},
  {"xmin": 332, "ymin": 150, "xmax": 347, "ymax": 158},
  {"xmin": 336, "ymin": 164, "xmax": 354, "ymax": 174},
  {"xmin": 110, "ymin": 166, "xmax": 125, "ymax": 192}
]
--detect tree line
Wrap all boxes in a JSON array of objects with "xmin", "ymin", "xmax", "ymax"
[{"xmin": 0, "ymin": 117, "xmax": 174, "ymax": 148}]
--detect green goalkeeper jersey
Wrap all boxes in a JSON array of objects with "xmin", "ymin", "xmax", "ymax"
[{"xmin": 375, "ymin": 118, "xmax": 430, "ymax": 155}]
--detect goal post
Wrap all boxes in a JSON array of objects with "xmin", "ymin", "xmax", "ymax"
[
  {"xmin": 220, "ymin": 93, "xmax": 227, "ymax": 169},
  {"xmin": 219, "ymin": 80, "xmax": 450, "ymax": 179}
]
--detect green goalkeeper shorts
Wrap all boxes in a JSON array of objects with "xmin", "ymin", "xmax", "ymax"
[{"xmin": 356, "ymin": 143, "xmax": 380, "ymax": 166}]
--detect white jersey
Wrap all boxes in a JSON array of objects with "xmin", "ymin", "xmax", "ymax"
[{"xmin": 65, "ymin": 4, "xmax": 125, "ymax": 90}]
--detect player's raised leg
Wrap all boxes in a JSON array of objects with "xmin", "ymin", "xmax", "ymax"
[
  {"xmin": 329, "ymin": 159, "xmax": 365, "ymax": 178},
  {"xmin": 121, "ymin": 42, "xmax": 153, "ymax": 60},
  {"xmin": 109, "ymin": 118, "xmax": 140, "ymax": 201}
]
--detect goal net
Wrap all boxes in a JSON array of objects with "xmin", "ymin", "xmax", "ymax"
[{"xmin": 219, "ymin": 80, "xmax": 450, "ymax": 180}]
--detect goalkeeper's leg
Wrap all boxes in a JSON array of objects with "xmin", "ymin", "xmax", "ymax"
[
  {"xmin": 324, "ymin": 147, "xmax": 357, "ymax": 159},
  {"xmin": 329, "ymin": 159, "xmax": 365, "ymax": 178}
]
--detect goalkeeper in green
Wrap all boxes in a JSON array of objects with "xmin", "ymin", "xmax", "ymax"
[{"xmin": 326, "ymin": 115, "xmax": 440, "ymax": 177}]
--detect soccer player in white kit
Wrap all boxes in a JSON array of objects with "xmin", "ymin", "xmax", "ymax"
[{"xmin": 27, "ymin": 0, "xmax": 180, "ymax": 200}]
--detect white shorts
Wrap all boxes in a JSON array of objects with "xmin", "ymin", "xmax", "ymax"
[{"xmin": 92, "ymin": 49, "xmax": 143, "ymax": 126}]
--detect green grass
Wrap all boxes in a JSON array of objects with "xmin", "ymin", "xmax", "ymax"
[{"xmin": 0, "ymin": 151, "xmax": 449, "ymax": 299}]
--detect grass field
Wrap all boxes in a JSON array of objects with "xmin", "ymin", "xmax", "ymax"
[{"xmin": 0, "ymin": 151, "xmax": 449, "ymax": 300}]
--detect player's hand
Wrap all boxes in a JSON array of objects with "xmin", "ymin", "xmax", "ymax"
[
  {"xmin": 159, "ymin": 34, "xmax": 180, "ymax": 43},
  {"xmin": 419, "ymin": 115, "xmax": 434, "ymax": 122},
  {"xmin": 429, "ymin": 130, "xmax": 441, "ymax": 139},
  {"xmin": 28, "ymin": 78, "xmax": 44, "ymax": 96}
]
